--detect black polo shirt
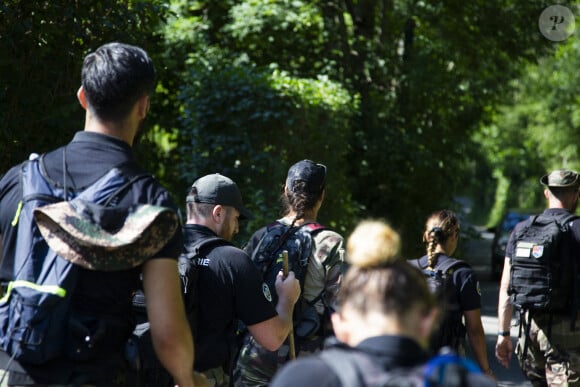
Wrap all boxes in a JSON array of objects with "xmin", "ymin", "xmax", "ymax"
[
  {"xmin": 271, "ymin": 335, "xmax": 430, "ymax": 387},
  {"xmin": 183, "ymin": 224, "xmax": 277, "ymax": 371},
  {"xmin": 0, "ymin": 131, "xmax": 182, "ymax": 383}
]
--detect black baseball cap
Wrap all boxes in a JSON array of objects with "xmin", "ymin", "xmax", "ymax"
[
  {"xmin": 286, "ymin": 160, "xmax": 327, "ymax": 193},
  {"xmin": 187, "ymin": 173, "xmax": 253, "ymax": 220}
]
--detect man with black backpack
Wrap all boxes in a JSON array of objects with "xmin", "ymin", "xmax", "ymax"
[
  {"xmin": 178, "ymin": 173, "xmax": 301, "ymax": 387},
  {"xmin": 0, "ymin": 43, "xmax": 202, "ymax": 386},
  {"xmin": 496, "ymin": 169, "xmax": 580, "ymax": 385}
]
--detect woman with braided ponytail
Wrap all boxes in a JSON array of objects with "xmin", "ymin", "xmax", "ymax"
[{"xmin": 409, "ymin": 210, "xmax": 494, "ymax": 379}]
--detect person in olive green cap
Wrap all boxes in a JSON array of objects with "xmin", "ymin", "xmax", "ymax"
[{"xmin": 496, "ymin": 168, "xmax": 580, "ymax": 385}]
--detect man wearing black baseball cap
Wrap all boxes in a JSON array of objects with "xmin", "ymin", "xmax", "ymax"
[
  {"xmin": 179, "ymin": 173, "xmax": 300, "ymax": 387},
  {"xmin": 496, "ymin": 168, "xmax": 580, "ymax": 385}
]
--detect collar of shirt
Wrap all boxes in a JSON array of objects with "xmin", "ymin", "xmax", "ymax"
[{"xmin": 356, "ymin": 335, "xmax": 430, "ymax": 368}]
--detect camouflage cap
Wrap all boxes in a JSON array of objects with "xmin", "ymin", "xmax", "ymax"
[
  {"xmin": 34, "ymin": 199, "xmax": 179, "ymax": 271},
  {"xmin": 540, "ymin": 169, "xmax": 580, "ymax": 188},
  {"xmin": 286, "ymin": 160, "xmax": 327, "ymax": 194}
]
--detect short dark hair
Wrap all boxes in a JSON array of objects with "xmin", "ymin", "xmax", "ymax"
[{"xmin": 81, "ymin": 42, "xmax": 155, "ymax": 122}]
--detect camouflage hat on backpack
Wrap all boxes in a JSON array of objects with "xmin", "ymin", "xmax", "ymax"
[
  {"xmin": 34, "ymin": 199, "xmax": 179, "ymax": 271},
  {"xmin": 540, "ymin": 169, "xmax": 580, "ymax": 188}
]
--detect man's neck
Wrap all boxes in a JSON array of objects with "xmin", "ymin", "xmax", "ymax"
[{"xmin": 83, "ymin": 112, "xmax": 135, "ymax": 146}]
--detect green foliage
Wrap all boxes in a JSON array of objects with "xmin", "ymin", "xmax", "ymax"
[
  {"xmin": 175, "ymin": 54, "xmax": 358, "ymax": 241},
  {"xmin": 0, "ymin": 0, "xmax": 169, "ymax": 173},
  {"xmin": 2, "ymin": 0, "xmax": 565, "ymax": 255},
  {"xmin": 474, "ymin": 37, "xmax": 580, "ymax": 222},
  {"xmin": 226, "ymin": 0, "xmax": 325, "ymax": 75},
  {"xmin": 330, "ymin": 0, "xmax": 552, "ymax": 255}
]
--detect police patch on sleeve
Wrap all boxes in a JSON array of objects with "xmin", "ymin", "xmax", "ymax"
[{"xmin": 262, "ymin": 282, "xmax": 272, "ymax": 302}]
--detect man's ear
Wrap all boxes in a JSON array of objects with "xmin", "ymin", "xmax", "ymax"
[
  {"xmin": 77, "ymin": 86, "xmax": 88, "ymax": 110},
  {"xmin": 212, "ymin": 205, "xmax": 224, "ymax": 224},
  {"xmin": 419, "ymin": 307, "xmax": 440, "ymax": 346},
  {"xmin": 137, "ymin": 95, "xmax": 149, "ymax": 119},
  {"xmin": 544, "ymin": 188, "xmax": 551, "ymax": 200},
  {"xmin": 331, "ymin": 312, "xmax": 350, "ymax": 344}
]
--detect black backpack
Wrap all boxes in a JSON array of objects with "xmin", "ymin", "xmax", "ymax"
[
  {"xmin": 178, "ymin": 236, "xmax": 231, "ymax": 337},
  {"xmin": 408, "ymin": 257, "xmax": 468, "ymax": 353},
  {"xmin": 249, "ymin": 221, "xmax": 328, "ymax": 339},
  {"xmin": 508, "ymin": 212, "xmax": 578, "ymax": 312},
  {"xmin": 129, "ymin": 236, "xmax": 231, "ymax": 387},
  {"xmin": 318, "ymin": 343, "xmax": 495, "ymax": 387},
  {"xmin": 507, "ymin": 212, "xmax": 579, "ymax": 362}
]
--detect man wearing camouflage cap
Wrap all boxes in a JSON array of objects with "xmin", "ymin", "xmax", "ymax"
[{"xmin": 496, "ymin": 169, "xmax": 580, "ymax": 385}]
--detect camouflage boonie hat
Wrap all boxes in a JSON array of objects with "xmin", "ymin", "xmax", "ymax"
[
  {"xmin": 34, "ymin": 199, "xmax": 179, "ymax": 271},
  {"xmin": 540, "ymin": 169, "xmax": 580, "ymax": 188}
]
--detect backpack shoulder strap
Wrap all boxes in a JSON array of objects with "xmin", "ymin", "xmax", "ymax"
[
  {"xmin": 434, "ymin": 258, "xmax": 469, "ymax": 275},
  {"xmin": 182, "ymin": 236, "xmax": 231, "ymax": 258},
  {"xmin": 302, "ymin": 222, "xmax": 327, "ymax": 235},
  {"xmin": 251, "ymin": 221, "xmax": 298, "ymax": 261},
  {"xmin": 102, "ymin": 161, "xmax": 152, "ymax": 207},
  {"xmin": 408, "ymin": 258, "xmax": 423, "ymax": 270},
  {"xmin": 179, "ymin": 235, "xmax": 231, "ymax": 292},
  {"xmin": 515, "ymin": 215, "xmax": 537, "ymax": 235},
  {"xmin": 319, "ymin": 345, "xmax": 426, "ymax": 387},
  {"xmin": 424, "ymin": 351, "xmax": 495, "ymax": 387},
  {"xmin": 553, "ymin": 211, "xmax": 579, "ymax": 228},
  {"xmin": 318, "ymin": 347, "xmax": 365, "ymax": 387},
  {"xmin": 19, "ymin": 156, "xmax": 61, "ymax": 202},
  {"xmin": 22, "ymin": 155, "xmax": 149, "ymax": 207}
]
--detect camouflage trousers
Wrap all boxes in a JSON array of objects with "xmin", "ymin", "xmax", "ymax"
[
  {"xmin": 232, "ymin": 334, "xmax": 323, "ymax": 387},
  {"xmin": 0, "ymin": 369, "xmax": 127, "ymax": 387},
  {"xmin": 516, "ymin": 312, "xmax": 580, "ymax": 386},
  {"xmin": 202, "ymin": 366, "xmax": 230, "ymax": 387}
]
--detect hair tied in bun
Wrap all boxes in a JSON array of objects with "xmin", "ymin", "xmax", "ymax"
[
  {"xmin": 430, "ymin": 227, "xmax": 443, "ymax": 237},
  {"xmin": 346, "ymin": 220, "xmax": 401, "ymax": 269}
]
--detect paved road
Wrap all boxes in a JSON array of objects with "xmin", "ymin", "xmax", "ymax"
[{"xmin": 462, "ymin": 227, "xmax": 532, "ymax": 386}]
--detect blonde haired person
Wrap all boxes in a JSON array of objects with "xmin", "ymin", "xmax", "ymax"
[
  {"xmin": 409, "ymin": 210, "xmax": 494, "ymax": 379},
  {"xmin": 271, "ymin": 219, "xmax": 495, "ymax": 386}
]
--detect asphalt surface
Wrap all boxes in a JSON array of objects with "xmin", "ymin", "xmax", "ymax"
[{"xmin": 462, "ymin": 227, "xmax": 532, "ymax": 386}]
